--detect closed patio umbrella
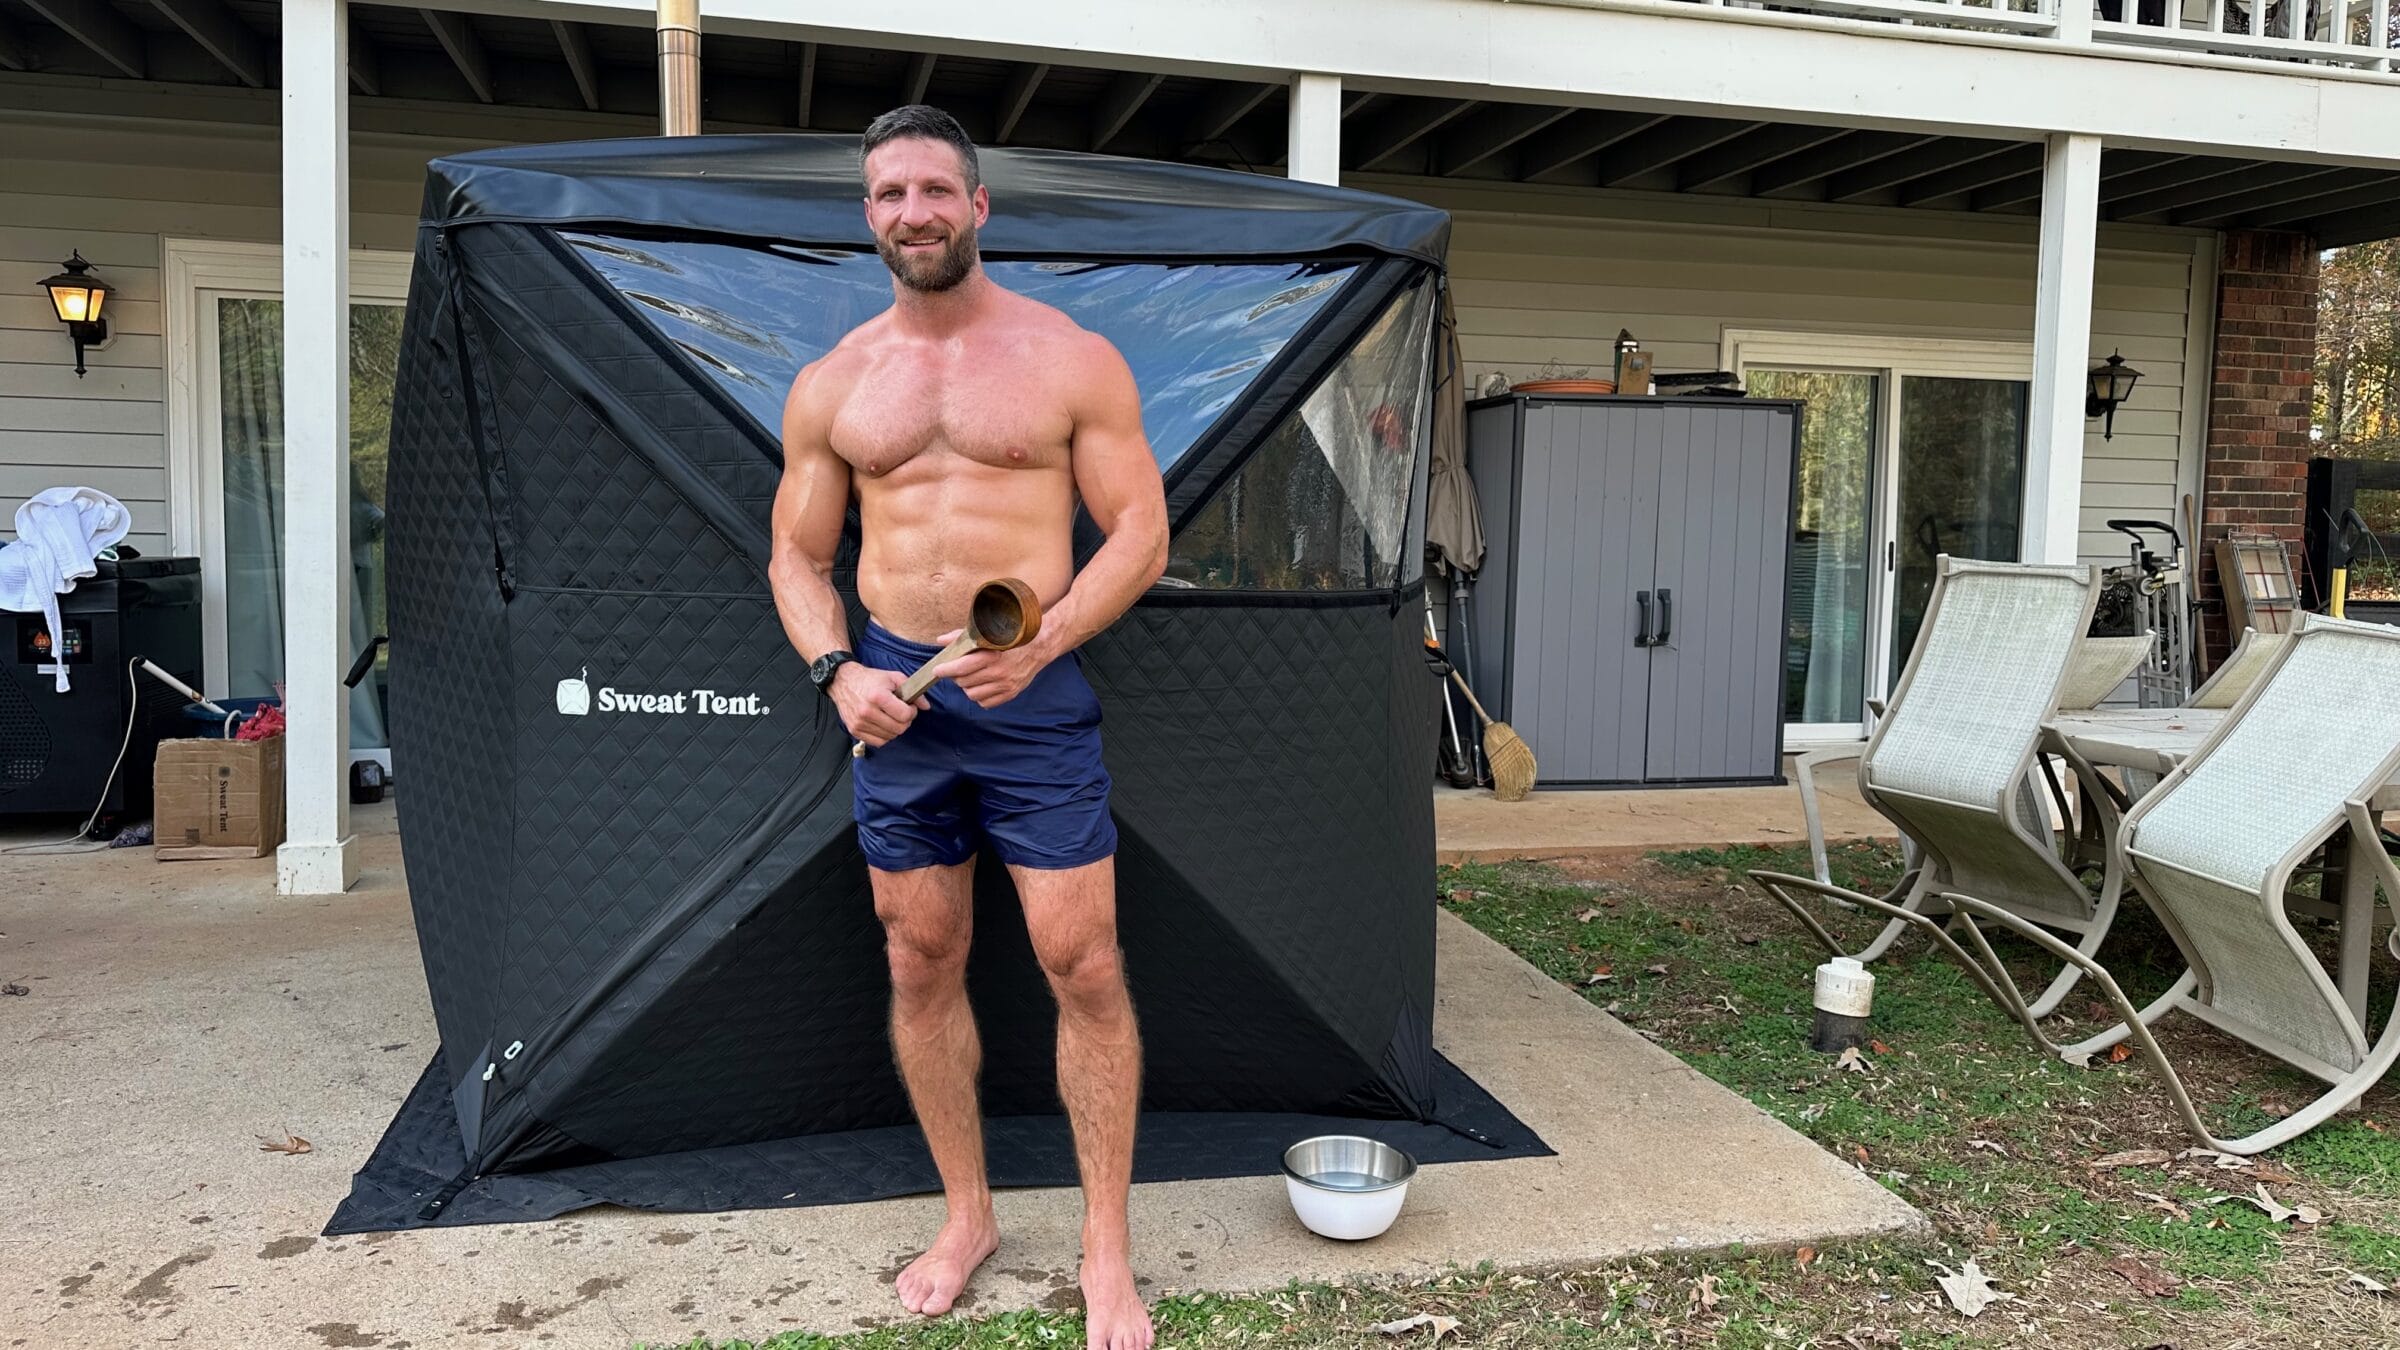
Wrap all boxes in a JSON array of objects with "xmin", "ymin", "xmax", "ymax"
[{"xmin": 1424, "ymin": 283, "xmax": 1483, "ymax": 579}]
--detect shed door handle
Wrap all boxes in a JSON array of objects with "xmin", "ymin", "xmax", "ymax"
[
  {"xmin": 1634, "ymin": 590, "xmax": 1654, "ymax": 648},
  {"xmin": 1654, "ymin": 588, "xmax": 1674, "ymax": 647}
]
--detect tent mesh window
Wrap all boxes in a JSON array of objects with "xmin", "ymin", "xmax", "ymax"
[
  {"xmin": 1169, "ymin": 280, "xmax": 1437, "ymax": 589},
  {"xmin": 561, "ymin": 233, "xmax": 1359, "ymax": 472}
]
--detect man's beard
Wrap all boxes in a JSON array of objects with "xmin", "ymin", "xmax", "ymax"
[{"xmin": 877, "ymin": 223, "xmax": 978, "ymax": 293}]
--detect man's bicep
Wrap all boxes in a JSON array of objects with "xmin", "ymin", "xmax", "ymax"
[
  {"xmin": 1070, "ymin": 343, "xmax": 1164, "ymax": 535},
  {"xmin": 775, "ymin": 376, "xmax": 851, "ymax": 569}
]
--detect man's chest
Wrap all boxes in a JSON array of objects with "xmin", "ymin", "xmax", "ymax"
[{"xmin": 831, "ymin": 355, "xmax": 1073, "ymax": 476}]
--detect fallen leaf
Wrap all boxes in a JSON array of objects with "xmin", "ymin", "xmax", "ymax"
[
  {"xmin": 1374, "ymin": 1313, "xmax": 1460, "ymax": 1342},
  {"xmin": 1794, "ymin": 1246, "xmax": 1817, "ymax": 1271},
  {"xmin": 1852, "ymin": 1144, "xmax": 1871, "ymax": 1164},
  {"xmin": 2178, "ymin": 1147, "xmax": 2248, "ymax": 1171},
  {"xmin": 1738, "ymin": 933, "xmax": 1761, "ymax": 946},
  {"xmin": 2108, "ymin": 1044, "xmax": 2135, "ymax": 1063},
  {"xmin": 2104, "ymin": 1255, "xmax": 2181, "ymax": 1298},
  {"xmin": 1573, "ymin": 906, "xmax": 1604, "ymax": 923},
  {"xmin": 2091, "ymin": 1149, "xmax": 2173, "ymax": 1171},
  {"xmin": 2252, "ymin": 1164, "xmax": 2300, "ymax": 1185},
  {"xmin": 1968, "ymin": 1139, "xmax": 2007, "ymax": 1156},
  {"xmin": 1691, "ymin": 1273, "xmax": 1721, "ymax": 1311},
  {"xmin": 2206, "ymin": 1184, "xmax": 2322, "ymax": 1225},
  {"xmin": 1644, "ymin": 963, "xmax": 1670, "ymax": 976},
  {"xmin": 1580, "ymin": 965, "xmax": 1614, "ymax": 986},
  {"xmin": 2366, "ymin": 1119, "xmax": 2387, "ymax": 1133},
  {"xmin": 0, "ymin": 983, "xmax": 25, "ymax": 997},
  {"xmin": 256, "ymin": 1132, "xmax": 312, "ymax": 1155},
  {"xmin": 2350, "ymin": 1272, "xmax": 2392, "ymax": 1294},
  {"xmin": 2132, "ymin": 1190, "xmax": 2189, "ymax": 1221},
  {"xmin": 1926, "ymin": 1259, "xmax": 2013, "ymax": 1318},
  {"xmin": 1870, "ymin": 1039, "xmax": 1895, "ymax": 1055},
  {"xmin": 1445, "ymin": 889, "xmax": 1473, "ymax": 904},
  {"xmin": 1836, "ymin": 1046, "xmax": 1869, "ymax": 1074}
]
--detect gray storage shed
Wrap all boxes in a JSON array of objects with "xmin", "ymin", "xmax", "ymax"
[{"xmin": 1465, "ymin": 394, "xmax": 1799, "ymax": 787}]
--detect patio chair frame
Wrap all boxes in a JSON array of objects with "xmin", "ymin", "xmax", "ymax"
[
  {"xmin": 1948, "ymin": 616, "xmax": 2400, "ymax": 1155},
  {"xmin": 1763, "ymin": 557, "xmax": 2119, "ymax": 1020}
]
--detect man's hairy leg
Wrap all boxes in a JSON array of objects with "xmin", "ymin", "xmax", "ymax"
[
  {"xmin": 1014, "ymin": 858, "xmax": 1153, "ymax": 1350},
  {"xmin": 875, "ymin": 859, "xmax": 999, "ymax": 1316}
]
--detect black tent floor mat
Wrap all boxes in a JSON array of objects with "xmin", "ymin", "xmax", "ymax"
[{"xmin": 326, "ymin": 1051, "xmax": 1551, "ymax": 1234}]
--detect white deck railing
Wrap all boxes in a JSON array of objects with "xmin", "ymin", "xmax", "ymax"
[
  {"xmin": 2094, "ymin": 0, "xmax": 2395, "ymax": 72},
  {"xmin": 1519, "ymin": 0, "xmax": 2397, "ymax": 75}
]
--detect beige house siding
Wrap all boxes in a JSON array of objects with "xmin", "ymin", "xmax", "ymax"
[
  {"xmin": 1388, "ymin": 179, "xmax": 2212, "ymax": 570},
  {"xmin": 0, "ymin": 104, "xmax": 502, "ymax": 556}
]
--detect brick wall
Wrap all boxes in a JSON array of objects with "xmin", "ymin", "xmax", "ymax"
[{"xmin": 2199, "ymin": 228, "xmax": 2318, "ymax": 665}]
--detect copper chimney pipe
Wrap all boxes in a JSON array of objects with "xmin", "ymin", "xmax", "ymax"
[{"xmin": 657, "ymin": 0, "xmax": 701, "ymax": 136}]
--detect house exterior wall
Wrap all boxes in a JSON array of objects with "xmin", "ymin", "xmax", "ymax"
[
  {"xmin": 1, "ymin": 112, "xmax": 2212, "ymax": 588},
  {"xmin": 2198, "ymin": 228, "xmax": 2320, "ymax": 661},
  {"xmin": 0, "ymin": 112, "xmax": 424, "ymax": 557},
  {"xmin": 1385, "ymin": 179, "xmax": 2214, "ymax": 570}
]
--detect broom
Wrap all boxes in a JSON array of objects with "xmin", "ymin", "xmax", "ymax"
[{"xmin": 1445, "ymin": 669, "xmax": 1537, "ymax": 801}]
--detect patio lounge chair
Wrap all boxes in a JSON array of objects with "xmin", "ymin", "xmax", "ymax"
[
  {"xmin": 2059, "ymin": 635, "xmax": 2156, "ymax": 711},
  {"xmin": 1793, "ymin": 632, "xmax": 2147, "ymax": 890},
  {"xmin": 2188, "ymin": 627, "xmax": 2286, "ymax": 710},
  {"xmin": 1761, "ymin": 557, "xmax": 2119, "ymax": 1020},
  {"xmin": 1944, "ymin": 614, "xmax": 2400, "ymax": 1155}
]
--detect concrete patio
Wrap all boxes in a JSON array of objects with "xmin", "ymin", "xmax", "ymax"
[
  {"xmin": 1, "ymin": 785, "xmax": 1920, "ymax": 1350},
  {"xmin": 1434, "ymin": 764, "xmax": 1892, "ymax": 862}
]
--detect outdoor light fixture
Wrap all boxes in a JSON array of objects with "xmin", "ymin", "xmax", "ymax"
[
  {"xmin": 39, "ymin": 252, "xmax": 109, "ymax": 378},
  {"xmin": 2085, "ymin": 349, "xmax": 2143, "ymax": 441}
]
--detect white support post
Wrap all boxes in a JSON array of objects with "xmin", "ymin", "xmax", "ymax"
[
  {"xmin": 2024, "ymin": 132, "xmax": 2102, "ymax": 568},
  {"xmin": 278, "ymin": 0, "xmax": 358, "ymax": 896},
  {"xmin": 2055, "ymin": 0, "xmax": 2093, "ymax": 42},
  {"xmin": 1286, "ymin": 72, "xmax": 1341, "ymax": 185}
]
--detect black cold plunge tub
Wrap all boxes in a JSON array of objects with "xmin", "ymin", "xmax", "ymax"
[{"xmin": 330, "ymin": 136, "xmax": 1548, "ymax": 1233}]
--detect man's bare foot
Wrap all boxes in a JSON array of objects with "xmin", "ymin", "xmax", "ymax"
[
  {"xmin": 1080, "ymin": 1251, "xmax": 1153, "ymax": 1350},
  {"xmin": 895, "ymin": 1208, "xmax": 999, "ymax": 1316}
]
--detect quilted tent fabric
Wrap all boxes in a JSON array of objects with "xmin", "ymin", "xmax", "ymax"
[{"xmin": 334, "ymin": 138, "xmax": 1546, "ymax": 1235}]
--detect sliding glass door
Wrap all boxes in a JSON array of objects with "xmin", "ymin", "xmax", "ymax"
[
  {"xmin": 1737, "ymin": 336, "xmax": 2031, "ymax": 742},
  {"xmin": 1889, "ymin": 376, "xmax": 2028, "ymax": 684},
  {"xmin": 207, "ymin": 296, "xmax": 404, "ymax": 765}
]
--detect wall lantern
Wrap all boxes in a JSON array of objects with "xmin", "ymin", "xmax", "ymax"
[
  {"xmin": 2085, "ymin": 349, "xmax": 2142, "ymax": 441},
  {"xmin": 40, "ymin": 252, "xmax": 110, "ymax": 378}
]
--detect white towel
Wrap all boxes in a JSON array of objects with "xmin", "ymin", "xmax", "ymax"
[{"xmin": 0, "ymin": 486, "xmax": 133, "ymax": 692}]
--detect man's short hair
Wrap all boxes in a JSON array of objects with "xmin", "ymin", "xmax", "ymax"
[{"xmin": 861, "ymin": 105, "xmax": 982, "ymax": 193}]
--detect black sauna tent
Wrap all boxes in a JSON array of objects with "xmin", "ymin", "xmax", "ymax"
[{"xmin": 330, "ymin": 136, "xmax": 1546, "ymax": 1234}]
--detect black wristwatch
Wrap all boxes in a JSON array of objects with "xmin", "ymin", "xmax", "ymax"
[{"xmin": 808, "ymin": 649, "xmax": 854, "ymax": 694}]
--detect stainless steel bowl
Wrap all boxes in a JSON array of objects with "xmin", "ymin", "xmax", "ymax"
[{"xmin": 1281, "ymin": 1135, "xmax": 1417, "ymax": 1193}]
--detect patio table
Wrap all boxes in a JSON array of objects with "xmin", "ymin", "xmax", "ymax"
[{"xmin": 2047, "ymin": 706, "xmax": 2397, "ymax": 1026}]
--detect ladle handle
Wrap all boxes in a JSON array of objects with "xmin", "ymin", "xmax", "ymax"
[{"xmin": 850, "ymin": 630, "xmax": 983, "ymax": 758}]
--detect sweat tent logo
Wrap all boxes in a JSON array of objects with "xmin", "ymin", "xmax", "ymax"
[
  {"xmin": 554, "ymin": 668, "xmax": 770, "ymax": 718},
  {"xmin": 556, "ymin": 668, "xmax": 592, "ymax": 716}
]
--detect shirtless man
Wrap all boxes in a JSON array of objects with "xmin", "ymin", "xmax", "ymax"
[{"xmin": 767, "ymin": 105, "xmax": 1167, "ymax": 1350}]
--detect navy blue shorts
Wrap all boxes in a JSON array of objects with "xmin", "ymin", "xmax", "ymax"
[{"xmin": 851, "ymin": 620, "xmax": 1118, "ymax": 873}]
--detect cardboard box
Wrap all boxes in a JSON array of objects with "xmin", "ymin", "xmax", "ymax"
[{"xmin": 154, "ymin": 735, "xmax": 285, "ymax": 861}]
